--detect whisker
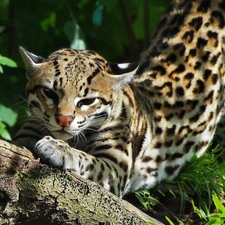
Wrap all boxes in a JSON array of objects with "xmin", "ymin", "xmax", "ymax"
[{"xmin": 79, "ymin": 131, "xmax": 87, "ymax": 143}]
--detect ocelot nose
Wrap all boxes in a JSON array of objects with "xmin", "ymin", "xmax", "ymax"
[{"xmin": 55, "ymin": 114, "xmax": 74, "ymax": 127}]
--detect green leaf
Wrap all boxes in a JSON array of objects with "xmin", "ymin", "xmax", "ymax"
[
  {"xmin": 165, "ymin": 216, "xmax": 175, "ymax": 225},
  {"xmin": 0, "ymin": 104, "xmax": 18, "ymax": 127},
  {"xmin": 0, "ymin": 121, "xmax": 11, "ymax": 140},
  {"xmin": 0, "ymin": 65, "xmax": 3, "ymax": 73},
  {"xmin": 0, "ymin": 55, "xmax": 17, "ymax": 68},
  {"xmin": 212, "ymin": 193, "xmax": 225, "ymax": 214}
]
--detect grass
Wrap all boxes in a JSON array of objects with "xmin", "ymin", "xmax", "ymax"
[{"xmin": 135, "ymin": 145, "xmax": 225, "ymax": 224}]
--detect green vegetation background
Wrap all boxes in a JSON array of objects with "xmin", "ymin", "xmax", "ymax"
[{"xmin": 0, "ymin": 0, "xmax": 171, "ymax": 139}]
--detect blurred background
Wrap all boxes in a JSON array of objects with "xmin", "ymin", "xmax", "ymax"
[{"xmin": 0, "ymin": 0, "xmax": 170, "ymax": 139}]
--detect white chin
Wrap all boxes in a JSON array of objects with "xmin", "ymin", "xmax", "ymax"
[{"xmin": 51, "ymin": 130, "xmax": 73, "ymax": 140}]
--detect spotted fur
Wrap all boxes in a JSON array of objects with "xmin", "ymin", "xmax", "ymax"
[{"xmin": 14, "ymin": 0, "xmax": 225, "ymax": 197}]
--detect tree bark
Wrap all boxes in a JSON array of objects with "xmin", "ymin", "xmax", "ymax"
[{"xmin": 0, "ymin": 139, "xmax": 163, "ymax": 225}]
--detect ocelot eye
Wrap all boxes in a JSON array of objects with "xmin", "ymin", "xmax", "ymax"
[
  {"xmin": 77, "ymin": 98, "xmax": 96, "ymax": 108},
  {"xmin": 42, "ymin": 88, "xmax": 59, "ymax": 103}
]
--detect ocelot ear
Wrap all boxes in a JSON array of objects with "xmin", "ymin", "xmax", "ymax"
[
  {"xmin": 108, "ymin": 63, "xmax": 139, "ymax": 89},
  {"xmin": 19, "ymin": 46, "xmax": 45, "ymax": 79}
]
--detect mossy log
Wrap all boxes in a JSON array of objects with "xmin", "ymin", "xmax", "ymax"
[{"xmin": 0, "ymin": 139, "xmax": 163, "ymax": 225}]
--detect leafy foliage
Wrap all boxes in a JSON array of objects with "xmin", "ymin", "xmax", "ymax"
[
  {"xmin": 135, "ymin": 146, "xmax": 225, "ymax": 224},
  {"xmin": 0, "ymin": 55, "xmax": 17, "ymax": 73},
  {"xmin": 0, "ymin": 55, "xmax": 18, "ymax": 140}
]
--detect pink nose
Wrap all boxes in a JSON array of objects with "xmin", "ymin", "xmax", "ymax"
[{"xmin": 56, "ymin": 114, "xmax": 73, "ymax": 127}]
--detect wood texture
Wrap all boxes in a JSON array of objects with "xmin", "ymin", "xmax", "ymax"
[{"xmin": 0, "ymin": 139, "xmax": 163, "ymax": 225}]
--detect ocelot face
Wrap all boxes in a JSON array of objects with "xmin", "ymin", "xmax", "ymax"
[
  {"xmin": 20, "ymin": 48, "xmax": 138, "ymax": 141},
  {"xmin": 27, "ymin": 79, "xmax": 114, "ymax": 141}
]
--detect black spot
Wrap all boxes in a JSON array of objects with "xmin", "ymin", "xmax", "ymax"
[
  {"xmin": 153, "ymin": 102, "xmax": 162, "ymax": 110},
  {"xmin": 166, "ymin": 125, "xmax": 176, "ymax": 136},
  {"xmin": 157, "ymin": 16, "xmax": 168, "ymax": 30},
  {"xmin": 142, "ymin": 156, "xmax": 152, "ymax": 163},
  {"xmin": 151, "ymin": 65, "xmax": 166, "ymax": 75},
  {"xmin": 200, "ymin": 105, "xmax": 206, "ymax": 114},
  {"xmin": 174, "ymin": 101, "xmax": 184, "ymax": 108},
  {"xmin": 189, "ymin": 17, "xmax": 203, "ymax": 31},
  {"xmin": 150, "ymin": 73, "xmax": 156, "ymax": 79},
  {"xmin": 175, "ymin": 139, "xmax": 183, "ymax": 146},
  {"xmin": 194, "ymin": 61, "xmax": 202, "ymax": 70},
  {"xmin": 160, "ymin": 41, "xmax": 169, "ymax": 50},
  {"xmin": 189, "ymin": 49, "xmax": 197, "ymax": 57},
  {"xmin": 186, "ymin": 99, "xmax": 199, "ymax": 110},
  {"xmin": 155, "ymin": 127, "xmax": 162, "ymax": 135},
  {"xmin": 202, "ymin": 51, "xmax": 210, "ymax": 62},
  {"xmin": 155, "ymin": 115, "xmax": 162, "ymax": 122},
  {"xmin": 169, "ymin": 13, "xmax": 185, "ymax": 26},
  {"xmin": 84, "ymin": 88, "xmax": 89, "ymax": 97},
  {"xmin": 55, "ymin": 71, "xmax": 61, "ymax": 77},
  {"xmin": 203, "ymin": 69, "xmax": 212, "ymax": 80},
  {"xmin": 119, "ymin": 162, "xmax": 128, "ymax": 171},
  {"xmin": 162, "ymin": 53, "xmax": 177, "ymax": 64},
  {"xmin": 207, "ymin": 31, "xmax": 218, "ymax": 46},
  {"xmin": 149, "ymin": 49, "xmax": 160, "ymax": 58},
  {"xmin": 184, "ymin": 72, "xmax": 194, "ymax": 80},
  {"xmin": 169, "ymin": 153, "xmax": 183, "ymax": 160},
  {"xmin": 169, "ymin": 26, "xmax": 180, "ymax": 38},
  {"xmin": 178, "ymin": 110, "xmax": 186, "ymax": 119},
  {"xmin": 197, "ymin": 37, "xmax": 208, "ymax": 49},
  {"xmin": 165, "ymin": 114, "xmax": 174, "ymax": 121},
  {"xmin": 211, "ymin": 11, "xmax": 225, "ymax": 28},
  {"xmin": 53, "ymin": 80, "xmax": 58, "ymax": 91},
  {"xmin": 146, "ymin": 167, "xmax": 155, "ymax": 174},
  {"xmin": 165, "ymin": 165, "xmax": 179, "ymax": 175},
  {"xmin": 53, "ymin": 60, "xmax": 58, "ymax": 66},
  {"xmin": 205, "ymin": 91, "xmax": 214, "ymax": 103},
  {"xmin": 85, "ymin": 163, "xmax": 94, "ymax": 172},
  {"xmin": 154, "ymin": 142, "xmax": 162, "ymax": 149},
  {"xmin": 110, "ymin": 186, "xmax": 115, "ymax": 194},
  {"xmin": 212, "ymin": 73, "xmax": 218, "ymax": 84},
  {"xmin": 173, "ymin": 43, "xmax": 186, "ymax": 56},
  {"xmin": 59, "ymin": 77, "xmax": 63, "ymax": 86},
  {"xmin": 176, "ymin": 87, "xmax": 185, "ymax": 96},
  {"xmin": 137, "ymin": 61, "xmax": 149, "ymax": 74},
  {"xmin": 164, "ymin": 101, "xmax": 172, "ymax": 109},
  {"xmin": 87, "ymin": 68, "xmax": 100, "ymax": 85},
  {"xmin": 174, "ymin": 64, "xmax": 185, "ymax": 74},
  {"xmin": 182, "ymin": 30, "xmax": 194, "ymax": 43},
  {"xmin": 210, "ymin": 53, "xmax": 221, "ymax": 65},
  {"xmin": 194, "ymin": 79, "xmax": 205, "ymax": 94},
  {"xmin": 183, "ymin": 141, "xmax": 195, "ymax": 153},
  {"xmin": 189, "ymin": 114, "xmax": 200, "ymax": 123},
  {"xmin": 197, "ymin": 1, "xmax": 211, "ymax": 13}
]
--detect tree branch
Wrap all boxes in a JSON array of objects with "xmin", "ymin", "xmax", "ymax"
[{"xmin": 0, "ymin": 139, "xmax": 163, "ymax": 225}]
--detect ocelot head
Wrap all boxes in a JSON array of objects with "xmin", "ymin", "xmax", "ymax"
[{"xmin": 19, "ymin": 47, "xmax": 138, "ymax": 141}]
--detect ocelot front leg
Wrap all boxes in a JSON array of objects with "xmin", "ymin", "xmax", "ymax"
[{"xmin": 35, "ymin": 136, "xmax": 127, "ymax": 197}]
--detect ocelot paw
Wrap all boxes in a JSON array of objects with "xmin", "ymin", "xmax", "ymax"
[{"xmin": 34, "ymin": 136, "xmax": 72, "ymax": 169}]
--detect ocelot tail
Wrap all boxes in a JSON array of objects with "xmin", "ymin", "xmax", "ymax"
[{"xmin": 14, "ymin": 0, "xmax": 225, "ymax": 197}]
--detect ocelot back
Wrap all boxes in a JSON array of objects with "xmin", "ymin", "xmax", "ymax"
[{"xmin": 14, "ymin": 0, "xmax": 225, "ymax": 197}]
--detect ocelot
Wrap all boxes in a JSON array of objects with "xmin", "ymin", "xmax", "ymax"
[{"xmin": 14, "ymin": 0, "xmax": 225, "ymax": 197}]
